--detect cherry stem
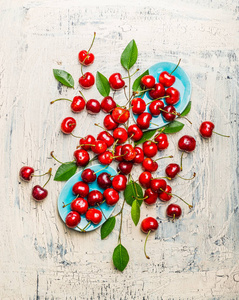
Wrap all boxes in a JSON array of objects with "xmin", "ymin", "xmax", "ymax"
[
  {"xmin": 50, "ymin": 98, "xmax": 72, "ymax": 104},
  {"xmin": 112, "ymin": 139, "xmax": 119, "ymax": 156},
  {"xmin": 97, "ymin": 203, "xmax": 107, "ymax": 219},
  {"xmin": 170, "ymin": 58, "xmax": 181, "ymax": 75},
  {"xmin": 87, "ymin": 32, "xmax": 96, "ymax": 53},
  {"xmin": 63, "ymin": 194, "xmax": 79, "ymax": 208},
  {"xmin": 32, "ymin": 169, "xmax": 52, "ymax": 178},
  {"xmin": 159, "ymin": 108, "xmax": 192, "ymax": 124},
  {"xmin": 177, "ymin": 172, "xmax": 196, "ymax": 181},
  {"xmin": 160, "ymin": 188, "xmax": 193, "ymax": 208},
  {"xmin": 78, "ymin": 90, "xmax": 87, "ymax": 102},
  {"xmin": 133, "ymin": 88, "xmax": 152, "ymax": 95},
  {"xmin": 71, "ymin": 133, "xmax": 82, "ymax": 139},
  {"xmin": 118, "ymin": 198, "xmax": 126, "ymax": 244},
  {"xmin": 77, "ymin": 144, "xmax": 95, "ymax": 149},
  {"xmin": 93, "ymin": 165, "xmax": 108, "ymax": 174},
  {"xmin": 42, "ymin": 168, "xmax": 52, "ymax": 188},
  {"xmin": 146, "ymin": 96, "xmax": 170, "ymax": 105},
  {"xmin": 94, "ymin": 123, "xmax": 111, "ymax": 135},
  {"xmin": 77, "ymin": 221, "xmax": 91, "ymax": 232},
  {"xmin": 113, "ymin": 153, "xmax": 127, "ymax": 159},
  {"xmin": 154, "ymin": 155, "xmax": 173, "ymax": 162},
  {"xmin": 213, "ymin": 131, "xmax": 230, "ymax": 138},
  {"xmin": 144, "ymin": 230, "xmax": 151, "ymax": 259},
  {"xmin": 153, "ymin": 176, "xmax": 171, "ymax": 181},
  {"xmin": 122, "ymin": 69, "xmax": 139, "ymax": 80},
  {"xmin": 123, "ymin": 86, "xmax": 129, "ymax": 102},
  {"xmin": 109, "ymin": 171, "xmax": 121, "ymax": 178},
  {"xmin": 117, "ymin": 110, "xmax": 128, "ymax": 121},
  {"xmin": 180, "ymin": 152, "xmax": 184, "ymax": 171},
  {"xmin": 50, "ymin": 151, "xmax": 75, "ymax": 165}
]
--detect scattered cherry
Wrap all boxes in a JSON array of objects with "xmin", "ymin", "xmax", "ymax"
[
  {"xmin": 117, "ymin": 161, "xmax": 133, "ymax": 175},
  {"xmin": 19, "ymin": 166, "xmax": 34, "ymax": 181},
  {"xmin": 150, "ymin": 178, "xmax": 167, "ymax": 194},
  {"xmin": 144, "ymin": 188, "xmax": 158, "ymax": 205},
  {"xmin": 61, "ymin": 117, "xmax": 76, "ymax": 134},
  {"xmin": 166, "ymin": 204, "xmax": 182, "ymax": 219},
  {"xmin": 112, "ymin": 107, "xmax": 130, "ymax": 124},
  {"xmin": 101, "ymin": 96, "xmax": 116, "ymax": 113},
  {"xmin": 139, "ymin": 171, "xmax": 152, "ymax": 189},
  {"xmin": 71, "ymin": 198, "xmax": 88, "ymax": 214},
  {"xmin": 154, "ymin": 133, "xmax": 169, "ymax": 150},
  {"xmin": 97, "ymin": 130, "xmax": 115, "ymax": 147},
  {"xmin": 86, "ymin": 208, "xmax": 102, "ymax": 224},
  {"xmin": 159, "ymin": 59, "xmax": 181, "ymax": 87},
  {"xmin": 78, "ymin": 32, "xmax": 96, "ymax": 66},
  {"xmin": 98, "ymin": 151, "xmax": 113, "ymax": 165},
  {"xmin": 121, "ymin": 144, "xmax": 136, "ymax": 161},
  {"xmin": 50, "ymin": 96, "xmax": 85, "ymax": 113},
  {"xmin": 74, "ymin": 149, "xmax": 90, "ymax": 166},
  {"xmin": 97, "ymin": 172, "xmax": 112, "ymax": 189},
  {"xmin": 104, "ymin": 115, "xmax": 118, "ymax": 131},
  {"xmin": 32, "ymin": 185, "xmax": 48, "ymax": 201},
  {"xmin": 112, "ymin": 174, "xmax": 127, "ymax": 191},
  {"xmin": 165, "ymin": 163, "xmax": 181, "ymax": 179},
  {"xmin": 79, "ymin": 135, "xmax": 95, "ymax": 151},
  {"xmin": 178, "ymin": 135, "xmax": 196, "ymax": 152},
  {"xmin": 91, "ymin": 140, "xmax": 107, "ymax": 154},
  {"xmin": 131, "ymin": 98, "xmax": 146, "ymax": 115},
  {"xmin": 86, "ymin": 99, "xmax": 101, "ymax": 114},
  {"xmin": 109, "ymin": 73, "xmax": 125, "ymax": 90},
  {"xmin": 143, "ymin": 141, "xmax": 158, "ymax": 158},
  {"xmin": 103, "ymin": 188, "xmax": 120, "ymax": 206},
  {"xmin": 127, "ymin": 124, "xmax": 143, "ymax": 141},
  {"xmin": 199, "ymin": 121, "xmax": 230, "ymax": 139},
  {"xmin": 133, "ymin": 147, "xmax": 144, "ymax": 164},
  {"xmin": 81, "ymin": 168, "xmax": 96, "ymax": 183},
  {"xmin": 72, "ymin": 181, "xmax": 89, "ymax": 198},
  {"xmin": 65, "ymin": 211, "xmax": 81, "ymax": 228},
  {"xmin": 141, "ymin": 217, "xmax": 159, "ymax": 259},
  {"xmin": 158, "ymin": 185, "xmax": 172, "ymax": 202},
  {"xmin": 114, "ymin": 145, "xmax": 124, "ymax": 162},
  {"xmin": 149, "ymin": 100, "xmax": 164, "ymax": 116},
  {"xmin": 142, "ymin": 158, "xmax": 158, "ymax": 172},
  {"xmin": 79, "ymin": 72, "xmax": 95, "ymax": 89},
  {"xmin": 113, "ymin": 127, "xmax": 128, "ymax": 144},
  {"xmin": 137, "ymin": 112, "xmax": 152, "ymax": 129},
  {"xmin": 162, "ymin": 105, "xmax": 176, "ymax": 122}
]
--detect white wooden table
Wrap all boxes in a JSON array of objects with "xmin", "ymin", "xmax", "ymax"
[{"xmin": 1, "ymin": 0, "xmax": 238, "ymax": 299}]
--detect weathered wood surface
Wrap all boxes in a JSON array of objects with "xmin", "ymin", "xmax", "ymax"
[{"xmin": 0, "ymin": 0, "xmax": 239, "ymax": 299}]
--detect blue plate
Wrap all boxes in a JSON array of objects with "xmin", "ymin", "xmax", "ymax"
[
  {"xmin": 133, "ymin": 61, "xmax": 191, "ymax": 130},
  {"xmin": 57, "ymin": 164, "xmax": 118, "ymax": 232}
]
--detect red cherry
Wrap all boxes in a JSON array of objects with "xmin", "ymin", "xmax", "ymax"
[
  {"xmin": 32, "ymin": 185, "xmax": 48, "ymax": 201},
  {"xmin": 149, "ymin": 100, "xmax": 164, "ymax": 116},
  {"xmin": 154, "ymin": 133, "xmax": 169, "ymax": 150},
  {"xmin": 103, "ymin": 188, "xmax": 119, "ymax": 206},
  {"xmin": 140, "ymin": 75, "xmax": 155, "ymax": 89},
  {"xmin": 86, "ymin": 99, "xmax": 101, "ymax": 114},
  {"xmin": 74, "ymin": 149, "xmax": 90, "ymax": 167},
  {"xmin": 159, "ymin": 185, "xmax": 172, "ymax": 202},
  {"xmin": 165, "ymin": 163, "xmax": 181, "ymax": 179},
  {"xmin": 72, "ymin": 181, "xmax": 89, "ymax": 197},
  {"xmin": 131, "ymin": 98, "xmax": 146, "ymax": 115},
  {"xmin": 104, "ymin": 115, "xmax": 118, "ymax": 131},
  {"xmin": 166, "ymin": 204, "xmax": 182, "ymax": 218},
  {"xmin": 112, "ymin": 107, "xmax": 130, "ymax": 124},
  {"xmin": 97, "ymin": 131, "xmax": 114, "ymax": 147},
  {"xmin": 71, "ymin": 198, "xmax": 88, "ymax": 214},
  {"xmin": 65, "ymin": 211, "xmax": 81, "ymax": 228},
  {"xmin": 148, "ymin": 83, "xmax": 165, "ymax": 99},
  {"xmin": 81, "ymin": 168, "xmax": 96, "ymax": 183},
  {"xmin": 133, "ymin": 147, "xmax": 144, "ymax": 164},
  {"xmin": 121, "ymin": 144, "xmax": 136, "ymax": 161},
  {"xmin": 117, "ymin": 161, "xmax": 133, "ymax": 175},
  {"xmin": 127, "ymin": 124, "xmax": 143, "ymax": 141},
  {"xmin": 112, "ymin": 174, "xmax": 127, "ymax": 191},
  {"xmin": 178, "ymin": 135, "xmax": 196, "ymax": 152},
  {"xmin": 199, "ymin": 121, "xmax": 214, "ymax": 138},
  {"xmin": 78, "ymin": 50, "xmax": 94, "ymax": 66},
  {"xmin": 79, "ymin": 72, "xmax": 95, "ymax": 89},
  {"xmin": 98, "ymin": 151, "xmax": 113, "ymax": 165},
  {"xmin": 70, "ymin": 96, "xmax": 86, "ymax": 113},
  {"xmin": 109, "ymin": 73, "xmax": 125, "ymax": 90},
  {"xmin": 79, "ymin": 135, "xmax": 95, "ymax": 151},
  {"xmin": 142, "ymin": 158, "xmax": 158, "ymax": 172},
  {"xmin": 101, "ymin": 96, "xmax": 116, "ymax": 113},
  {"xmin": 61, "ymin": 117, "xmax": 76, "ymax": 134},
  {"xmin": 19, "ymin": 166, "xmax": 34, "ymax": 181},
  {"xmin": 141, "ymin": 217, "xmax": 158, "ymax": 233},
  {"xmin": 91, "ymin": 140, "xmax": 107, "ymax": 154},
  {"xmin": 165, "ymin": 87, "xmax": 180, "ymax": 105},
  {"xmin": 87, "ymin": 190, "xmax": 104, "ymax": 206},
  {"xmin": 144, "ymin": 188, "xmax": 158, "ymax": 205},
  {"xmin": 137, "ymin": 112, "xmax": 152, "ymax": 129},
  {"xmin": 114, "ymin": 145, "xmax": 124, "ymax": 162},
  {"xmin": 113, "ymin": 127, "xmax": 128, "ymax": 144},
  {"xmin": 162, "ymin": 105, "xmax": 176, "ymax": 122},
  {"xmin": 86, "ymin": 208, "xmax": 102, "ymax": 224},
  {"xmin": 159, "ymin": 71, "xmax": 175, "ymax": 87},
  {"xmin": 97, "ymin": 172, "xmax": 112, "ymax": 189},
  {"xmin": 150, "ymin": 179, "xmax": 167, "ymax": 194},
  {"xmin": 139, "ymin": 171, "xmax": 152, "ymax": 189},
  {"xmin": 143, "ymin": 141, "xmax": 158, "ymax": 158}
]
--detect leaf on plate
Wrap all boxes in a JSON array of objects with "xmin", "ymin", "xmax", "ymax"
[
  {"xmin": 113, "ymin": 244, "xmax": 129, "ymax": 272},
  {"xmin": 131, "ymin": 200, "xmax": 140, "ymax": 226},
  {"xmin": 96, "ymin": 71, "xmax": 110, "ymax": 97},
  {"xmin": 132, "ymin": 70, "xmax": 149, "ymax": 92},
  {"xmin": 124, "ymin": 180, "xmax": 143, "ymax": 206},
  {"xmin": 120, "ymin": 40, "xmax": 138, "ymax": 70},
  {"xmin": 101, "ymin": 217, "xmax": 116, "ymax": 239},
  {"xmin": 54, "ymin": 162, "xmax": 77, "ymax": 181},
  {"xmin": 134, "ymin": 129, "xmax": 158, "ymax": 146},
  {"xmin": 180, "ymin": 101, "xmax": 191, "ymax": 117},
  {"xmin": 53, "ymin": 69, "xmax": 74, "ymax": 88}
]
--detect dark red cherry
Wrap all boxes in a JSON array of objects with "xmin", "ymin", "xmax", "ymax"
[
  {"xmin": 165, "ymin": 87, "xmax": 180, "ymax": 105},
  {"xmin": 144, "ymin": 188, "xmax": 158, "ymax": 205},
  {"xmin": 109, "ymin": 73, "xmax": 125, "ymax": 90},
  {"xmin": 117, "ymin": 161, "xmax": 133, "ymax": 175},
  {"xmin": 65, "ymin": 211, "xmax": 81, "ymax": 228},
  {"xmin": 71, "ymin": 96, "xmax": 86, "ymax": 113},
  {"xmin": 150, "ymin": 179, "xmax": 167, "ymax": 194},
  {"xmin": 165, "ymin": 163, "xmax": 181, "ymax": 179},
  {"xmin": 166, "ymin": 204, "xmax": 182, "ymax": 218},
  {"xmin": 149, "ymin": 100, "xmax": 164, "ymax": 116},
  {"xmin": 178, "ymin": 135, "xmax": 196, "ymax": 152},
  {"xmin": 101, "ymin": 96, "xmax": 116, "ymax": 113},
  {"xmin": 98, "ymin": 151, "xmax": 113, "ymax": 165},
  {"xmin": 113, "ymin": 127, "xmax": 128, "ymax": 144},
  {"xmin": 199, "ymin": 121, "xmax": 214, "ymax": 138},
  {"xmin": 139, "ymin": 171, "xmax": 152, "ymax": 189},
  {"xmin": 121, "ymin": 144, "xmax": 136, "ymax": 161},
  {"xmin": 142, "ymin": 158, "xmax": 158, "ymax": 172},
  {"xmin": 131, "ymin": 98, "xmax": 146, "ymax": 115},
  {"xmin": 91, "ymin": 140, "xmax": 107, "ymax": 154},
  {"xmin": 97, "ymin": 131, "xmax": 114, "ymax": 147},
  {"xmin": 148, "ymin": 83, "xmax": 165, "ymax": 99},
  {"xmin": 162, "ymin": 105, "xmax": 176, "ymax": 122},
  {"xmin": 32, "ymin": 185, "xmax": 48, "ymax": 201},
  {"xmin": 154, "ymin": 133, "xmax": 169, "ymax": 150},
  {"xmin": 61, "ymin": 117, "xmax": 76, "ymax": 134},
  {"xmin": 159, "ymin": 185, "xmax": 172, "ymax": 202},
  {"xmin": 86, "ymin": 208, "xmax": 102, "ymax": 224},
  {"xmin": 86, "ymin": 99, "xmax": 101, "ymax": 114},
  {"xmin": 140, "ymin": 75, "xmax": 155, "ymax": 89},
  {"xmin": 112, "ymin": 174, "xmax": 127, "ymax": 191},
  {"xmin": 78, "ymin": 50, "xmax": 94, "ymax": 66},
  {"xmin": 143, "ymin": 141, "xmax": 158, "ymax": 158},
  {"xmin": 79, "ymin": 72, "xmax": 95, "ymax": 89},
  {"xmin": 137, "ymin": 112, "xmax": 152, "ymax": 129},
  {"xmin": 159, "ymin": 71, "xmax": 175, "ymax": 87},
  {"xmin": 19, "ymin": 166, "xmax": 34, "ymax": 181},
  {"xmin": 104, "ymin": 115, "xmax": 118, "ymax": 131},
  {"xmin": 79, "ymin": 135, "xmax": 95, "ymax": 151},
  {"xmin": 71, "ymin": 198, "xmax": 88, "ymax": 214},
  {"xmin": 114, "ymin": 145, "xmax": 124, "ymax": 162},
  {"xmin": 133, "ymin": 147, "xmax": 144, "ymax": 164},
  {"xmin": 141, "ymin": 217, "xmax": 158, "ymax": 233},
  {"xmin": 97, "ymin": 172, "xmax": 112, "ymax": 189},
  {"xmin": 127, "ymin": 124, "xmax": 143, "ymax": 141},
  {"xmin": 112, "ymin": 107, "xmax": 130, "ymax": 124},
  {"xmin": 81, "ymin": 168, "xmax": 96, "ymax": 183},
  {"xmin": 72, "ymin": 181, "xmax": 89, "ymax": 198},
  {"xmin": 74, "ymin": 149, "xmax": 90, "ymax": 166},
  {"xmin": 103, "ymin": 188, "xmax": 119, "ymax": 206},
  {"xmin": 87, "ymin": 190, "xmax": 104, "ymax": 206}
]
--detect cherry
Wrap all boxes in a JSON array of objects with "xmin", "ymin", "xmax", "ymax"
[
  {"xmin": 154, "ymin": 133, "xmax": 169, "ymax": 150},
  {"xmin": 97, "ymin": 172, "xmax": 112, "ymax": 189},
  {"xmin": 148, "ymin": 83, "xmax": 165, "ymax": 99},
  {"xmin": 159, "ymin": 59, "xmax": 181, "ymax": 87},
  {"xmin": 98, "ymin": 151, "xmax": 113, "ymax": 165},
  {"xmin": 79, "ymin": 135, "xmax": 95, "ymax": 151},
  {"xmin": 109, "ymin": 73, "xmax": 125, "ymax": 90},
  {"xmin": 143, "ymin": 141, "xmax": 158, "ymax": 158},
  {"xmin": 162, "ymin": 105, "xmax": 176, "ymax": 122},
  {"xmin": 137, "ymin": 112, "xmax": 152, "ymax": 129},
  {"xmin": 112, "ymin": 107, "xmax": 130, "ymax": 124},
  {"xmin": 71, "ymin": 198, "xmax": 88, "ymax": 214},
  {"xmin": 65, "ymin": 211, "xmax": 81, "ymax": 228},
  {"xmin": 86, "ymin": 208, "xmax": 102, "ymax": 224},
  {"xmin": 87, "ymin": 190, "xmax": 104, "ymax": 206},
  {"xmin": 165, "ymin": 87, "xmax": 180, "ymax": 105},
  {"xmin": 121, "ymin": 144, "xmax": 136, "ymax": 161},
  {"xmin": 141, "ymin": 217, "xmax": 159, "ymax": 259},
  {"xmin": 140, "ymin": 75, "xmax": 155, "ymax": 89},
  {"xmin": 149, "ymin": 100, "xmax": 164, "ymax": 116},
  {"xmin": 150, "ymin": 178, "xmax": 167, "ymax": 194},
  {"xmin": 78, "ymin": 32, "xmax": 96, "ymax": 66},
  {"xmin": 142, "ymin": 158, "xmax": 158, "ymax": 172},
  {"xmin": 86, "ymin": 99, "xmax": 101, "ymax": 114},
  {"xmin": 19, "ymin": 166, "xmax": 34, "ymax": 181},
  {"xmin": 101, "ymin": 96, "xmax": 116, "ymax": 113},
  {"xmin": 113, "ymin": 127, "xmax": 128, "ymax": 144},
  {"xmin": 144, "ymin": 188, "xmax": 158, "ymax": 205},
  {"xmin": 158, "ymin": 185, "xmax": 172, "ymax": 202},
  {"xmin": 61, "ymin": 117, "xmax": 76, "ymax": 134},
  {"xmin": 117, "ymin": 161, "xmax": 133, "ymax": 175},
  {"xmin": 74, "ymin": 149, "xmax": 90, "ymax": 166},
  {"xmin": 178, "ymin": 135, "xmax": 196, "ymax": 152},
  {"xmin": 103, "ymin": 188, "xmax": 119, "ymax": 206},
  {"xmin": 165, "ymin": 163, "xmax": 181, "ymax": 179},
  {"xmin": 104, "ymin": 115, "xmax": 118, "ymax": 131},
  {"xmin": 139, "ymin": 171, "xmax": 152, "ymax": 189},
  {"xmin": 97, "ymin": 131, "xmax": 114, "ymax": 147},
  {"xmin": 112, "ymin": 174, "xmax": 127, "ymax": 191},
  {"xmin": 50, "ymin": 96, "xmax": 85, "ymax": 113},
  {"xmin": 114, "ymin": 145, "xmax": 124, "ymax": 162},
  {"xmin": 131, "ymin": 98, "xmax": 146, "ymax": 115},
  {"xmin": 166, "ymin": 204, "xmax": 182, "ymax": 219},
  {"xmin": 72, "ymin": 181, "xmax": 89, "ymax": 197},
  {"xmin": 133, "ymin": 147, "xmax": 144, "ymax": 164},
  {"xmin": 79, "ymin": 72, "xmax": 95, "ymax": 89},
  {"xmin": 199, "ymin": 121, "xmax": 230, "ymax": 139},
  {"xmin": 32, "ymin": 185, "xmax": 48, "ymax": 201},
  {"xmin": 81, "ymin": 168, "xmax": 96, "ymax": 183},
  {"xmin": 127, "ymin": 124, "xmax": 143, "ymax": 141},
  {"xmin": 91, "ymin": 140, "xmax": 107, "ymax": 154}
]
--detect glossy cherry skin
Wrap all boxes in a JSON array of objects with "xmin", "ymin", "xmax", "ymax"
[
  {"xmin": 98, "ymin": 151, "xmax": 113, "ymax": 165},
  {"xmin": 97, "ymin": 131, "xmax": 114, "ymax": 147},
  {"xmin": 121, "ymin": 144, "xmax": 136, "ymax": 161},
  {"xmin": 72, "ymin": 181, "xmax": 89, "ymax": 198},
  {"xmin": 148, "ymin": 83, "xmax": 165, "ymax": 99},
  {"xmin": 79, "ymin": 72, "xmax": 95, "ymax": 89},
  {"xmin": 112, "ymin": 107, "xmax": 130, "ymax": 124},
  {"xmin": 19, "ymin": 166, "xmax": 34, "ymax": 181},
  {"xmin": 74, "ymin": 149, "xmax": 90, "ymax": 166},
  {"xmin": 133, "ymin": 147, "xmax": 144, "ymax": 164},
  {"xmin": 137, "ymin": 112, "xmax": 152, "ymax": 130},
  {"xmin": 141, "ymin": 217, "xmax": 159, "ymax": 233},
  {"xmin": 149, "ymin": 100, "xmax": 164, "ymax": 116},
  {"xmin": 159, "ymin": 71, "xmax": 175, "ymax": 87},
  {"xmin": 199, "ymin": 121, "xmax": 214, "ymax": 138},
  {"xmin": 162, "ymin": 105, "xmax": 176, "ymax": 122},
  {"xmin": 91, "ymin": 140, "xmax": 107, "ymax": 154},
  {"xmin": 113, "ymin": 127, "xmax": 128, "ymax": 144},
  {"xmin": 166, "ymin": 204, "xmax": 182, "ymax": 218},
  {"xmin": 114, "ymin": 145, "xmax": 124, "ymax": 162},
  {"xmin": 165, "ymin": 163, "xmax": 181, "ymax": 179},
  {"xmin": 131, "ymin": 98, "xmax": 146, "ymax": 115},
  {"xmin": 127, "ymin": 124, "xmax": 143, "ymax": 141},
  {"xmin": 109, "ymin": 73, "xmax": 125, "ymax": 90},
  {"xmin": 165, "ymin": 87, "xmax": 180, "ymax": 105},
  {"xmin": 117, "ymin": 161, "xmax": 133, "ymax": 175},
  {"xmin": 104, "ymin": 115, "xmax": 118, "ymax": 131},
  {"xmin": 32, "ymin": 185, "xmax": 48, "ymax": 201},
  {"xmin": 79, "ymin": 135, "xmax": 96, "ymax": 151},
  {"xmin": 71, "ymin": 96, "xmax": 86, "ymax": 113},
  {"xmin": 65, "ymin": 211, "xmax": 81, "ymax": 228},
  {"xmin": 103, "ymin": 188, "xmax": 119, "ymax": 206},
  {"xmin": 112, "ymin": 174, "xmax": 127, "ymax": 191},
  {"xmin": 87, "ymin": 190, "xmax": 104, "ymax": 206},
  {"xmin": 86, "ymin": 208, "xmax": 102, "ymax": 224},
  {"xmin": 142, "ymin": 158, "xmax": 158, "ymax": 172},
  {"xmin": 144, "ymin": 188, "xmax": 158, "ymax": 205},
  {"xmin": 159, "ymin": 185, "xmax": 172, "ymax": 202},
  {"xmin": 143, "ymin": 141, "xmax": 158, "ymax": 158},
  {"xmin": 140, "ymin": 75, "xmax": 155, "ymax": 89},
  {"xmin": 81, "ymin": 168, "xmax": 96, "ymax": 183},
  {"xmin": 139, "ymin": 171, "xmax": 152, "ymax": 189},
  {"xmin": 71, "ymin": 198, "xmax": 88, "ymax": 214},
  {"xmin": 101, "ymin": 96, "xmax": 116, "ymax": 113},
  {"xmin": 61, "ymin": 117, "xmax": 76, "ymax": 134},
  {"xmin": 178, "ymin": 135, "xmax": 196, "ymax": 152},
  {"xmin": 150, "ymin": 179, "xmax": 167, "ymax": 194},
  {"xmin": 97, "ymin": 172, "xmax": 112, "ymax": 189},
  {"xmin": 154, "ymin": 133, "xmax": 169, "ymax": 150},
  {"xmin": 86, "ymin": 99, "xmax": 101, "ymax": 114},
  {"xmin": 78, "ymin": 50, "xmax": 95, "ymax": 66}
]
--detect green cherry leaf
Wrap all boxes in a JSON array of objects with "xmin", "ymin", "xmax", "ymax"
[
  {"xmin": 132, "ymin": 70, "xmax": 149, "ymax": 92},
  {"xmin": 131, "ymin": 200, "xmax": 140, "ymax": 226},
  {"xmin": 124, "ymin": 180, "xmax": 143, "ymax": 206},
  {"xmin": 162, "ymin": 120, "xmax": 185, "ymax": 133},
  {"xmin": 134, "ymin": 129, "xmax": 158, "ymax": 146},
  {"xmin": 53, "ymin": 69, "xmax": 74, "ymax": 88},
  {"xmin": 54, "ymin": 162, "xmax": 77, "ymax": 181},
  {"xmin": 101, "ymin": 217, "xmax": 116, "ymax": 239},
  {"xmin": 180, "ymin": 101, "xmax": 191, "ymax": 117},
  {"xmin": 113, "ymin": 244, "xmax": 129, "ymax": 272},
  {"xmin": 120, "ymin": 39, "xmax": 138, "ymax": 70},
  {"xmin": 96, "ymin": 71, "xmax": 110, "ymax": 97}
]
